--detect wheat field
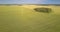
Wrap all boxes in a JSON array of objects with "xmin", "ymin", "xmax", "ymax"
[{"xmin": 0, "ymin": 5, "xmax": 60, "ymax": 32}]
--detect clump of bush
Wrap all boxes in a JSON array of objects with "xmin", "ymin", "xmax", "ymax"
[{"xmin": 34, "ymin": 7, "xmax": 52, "ymax": 13}]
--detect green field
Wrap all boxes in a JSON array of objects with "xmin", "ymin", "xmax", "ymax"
[{"xmin": 0, "ymin": 6, "xmax": 60, "ymax": 32}]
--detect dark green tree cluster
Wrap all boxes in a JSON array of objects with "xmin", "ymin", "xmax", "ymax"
[{"xmin": 34, "ymin": 7, "xmax": 52, "ymax": 13}]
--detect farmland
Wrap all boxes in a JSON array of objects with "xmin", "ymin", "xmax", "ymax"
[{"xmin": 0, "ymin": 5, "xmax": 60, "ymax": 32}]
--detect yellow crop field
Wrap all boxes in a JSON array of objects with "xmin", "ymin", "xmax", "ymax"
[{"xmin": 0, "ymin": 5, "xmax": 60, "ymax": 32}]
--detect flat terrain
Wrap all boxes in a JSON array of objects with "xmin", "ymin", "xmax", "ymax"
[{"xmin": 0, "ymin": 5, "xmax": 60, "ymax": 32}]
